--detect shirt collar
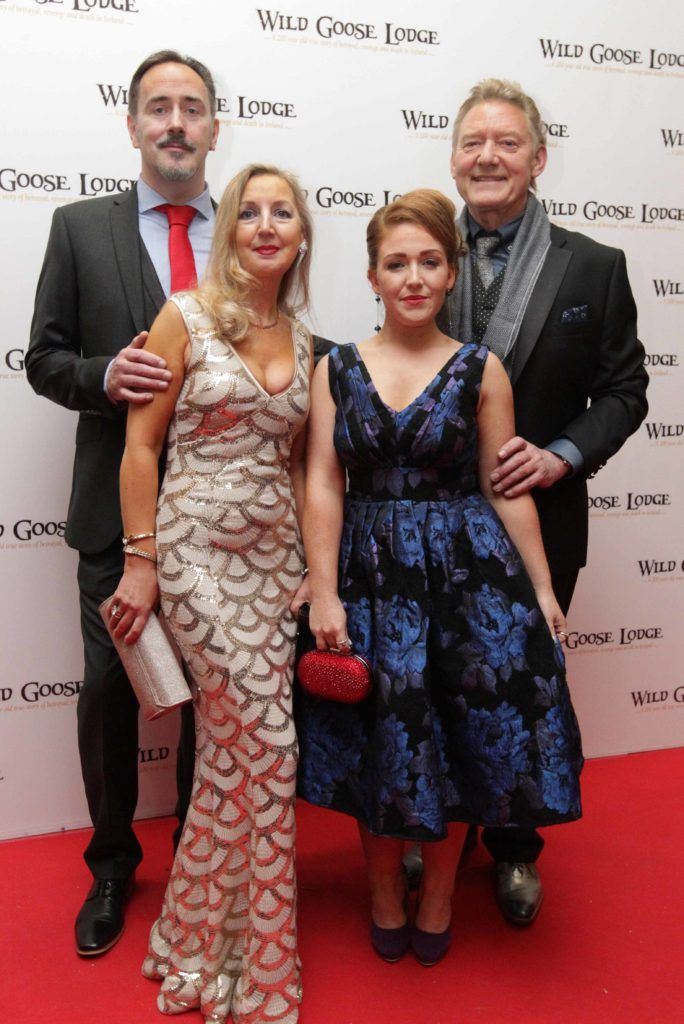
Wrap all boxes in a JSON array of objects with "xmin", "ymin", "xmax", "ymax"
[
  {"xmin": 136, "ymin": 177, "xmax": 213, "ymax": 220},
  {"xmin": 467, "ymin": 207, "xmax": 525, "ymax": 245}
]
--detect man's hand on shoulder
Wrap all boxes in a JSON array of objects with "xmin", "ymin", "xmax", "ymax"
[
  {"xmin": 105, "ymin": 331, "xmax": 172, "ymax": 405},
  {"xmin": 491, "ymin": 436, "xmax": 570, "ymax": 498}
]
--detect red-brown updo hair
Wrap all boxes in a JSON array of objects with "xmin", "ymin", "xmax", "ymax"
[{"xmin": 366, "ymin": 189, "xmax": 467, "ymax": 270}]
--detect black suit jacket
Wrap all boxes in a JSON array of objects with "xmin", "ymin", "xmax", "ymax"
[
  {"xmin": 27, "ymin": 186, "xmax": 169, "ymax": 553},
  {"xmin": 312, "ymin": 335, "xmax": 335, "ymax": 365},
  {"xmin": 492, "ymin": 224, "xmax": 647, "ymax": 573}
]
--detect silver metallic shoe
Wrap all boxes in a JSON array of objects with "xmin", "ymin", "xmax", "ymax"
[{"xmin": 495, "ymin": 862, "xmax": 543, "ymax": 926}]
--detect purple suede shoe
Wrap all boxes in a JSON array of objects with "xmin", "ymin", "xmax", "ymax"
[
  {"xmin": 370, "ymin": 919, "xmax": 412, "ymax": 962},
  {"xmin": 410, "ymin": 924, "xmax": 452, "ymax": 966}
]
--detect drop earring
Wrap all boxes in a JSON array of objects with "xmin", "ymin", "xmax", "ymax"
[{"xmin": 374, "ymin": 294, "xmax": 382, "ymax": 333}]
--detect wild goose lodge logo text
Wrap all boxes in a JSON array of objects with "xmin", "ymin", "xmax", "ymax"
[
  {"xmin": 588, "ymin": 492, "xmax": 672, "ymax": 513},
  {"xmin": 2, "ymin": 0, "xmax": 140, "ymax": 11},
  {"xmin": 0, "ymin": 167, "xmax": 136, "ymax": 197},
  {"xmin": 539, "ymin": 38, "xmax": 684, "ymax": 71},
  {"xmin": 652, "ymin": 279, "xmax": 683, "ymax": 298},
  {"xmin": 631, "ymin": 688, "xmax": 684, "ymax": 708},
  {"xmin": 255, "ymin": 9, "xmax": 439, "ymax": 47},
  {"xmin": 539, "ymin": 199, "xmax": 684, "ymax": 225},
  {"xmin": 96, "ymin": 86, "xmax": 295, "ymax": 123},
  {"xmin": 564, "ymin": 626, "xmax": 664, "ymax": 651},
  {"xmin": 661, "ymin": 130, "xmax": 684, "ymax": 149}
]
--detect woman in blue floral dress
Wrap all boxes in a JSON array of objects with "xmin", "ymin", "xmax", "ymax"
[{"xmin": 295, "ymin": 190, "xmax": 582, "ymax": 964}]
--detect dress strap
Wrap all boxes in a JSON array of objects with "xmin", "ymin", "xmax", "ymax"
[
  {"xmin": 168, "ymin": 292, "xmax": 217, "ymax": 371},
  {"xmin": 458, "ymin": 343, "xmax": 490, "ymax": 395},
  {"xmin": 326, "ymin": 343, "xmax": 356, "ymax": 404},
  {"xmin": 291, "ymin": 319, "xmax": 312, "ymax": 381}
]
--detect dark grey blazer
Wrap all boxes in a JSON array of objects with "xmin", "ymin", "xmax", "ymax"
[
  {"xmin": 27, "ymin": 185, "xmax": 167, "ymax": 553},
  {"xmin": 449, "ymin": 224, "xmax": 648, "ymax": 575}
]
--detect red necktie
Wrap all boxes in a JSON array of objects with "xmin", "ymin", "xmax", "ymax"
[{"xmin": 155, "ymin": 204, "xmax": 198, "ymax": 293}]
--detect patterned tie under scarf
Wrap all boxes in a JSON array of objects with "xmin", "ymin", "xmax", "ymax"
[
  {"xmin": 474, "ymin": 231, "xmax": 502, "ymax": 288},
  {"xmin": 472, "ymin": 232, "xmax": 506, "ymax": 351}
]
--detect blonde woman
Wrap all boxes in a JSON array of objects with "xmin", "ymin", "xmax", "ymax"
[{"xmin": 111, "ymin": 164, "xmax": 313, "ymax": 1024}]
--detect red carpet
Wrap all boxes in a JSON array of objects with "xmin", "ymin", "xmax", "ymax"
[{"xmin": 3, "ymin": 747, "xmax": 682, "ymax": 1024}]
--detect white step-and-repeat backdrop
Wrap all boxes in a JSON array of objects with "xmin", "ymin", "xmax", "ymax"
[{"xmin": 1, "ymin": 0, "xmax": 682, "ymax": 839}]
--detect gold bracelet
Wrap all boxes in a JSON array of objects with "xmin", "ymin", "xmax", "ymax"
[
  {"xmin": 122, "ymin": 531, "xmax": 156, "ymax": 546},
  {"xmin": 123, "ymin": 545, "xmax": 157, "ymax": 564}
]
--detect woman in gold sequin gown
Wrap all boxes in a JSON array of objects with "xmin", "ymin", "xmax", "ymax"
[{"xmin": 110, "ymin": 165, "xmax": 313, "ymax": 1024}]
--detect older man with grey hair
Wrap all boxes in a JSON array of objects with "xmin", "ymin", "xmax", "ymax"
[{"xmin": 439, "ymin": 77, "xmax": 647, "ymax": 925}]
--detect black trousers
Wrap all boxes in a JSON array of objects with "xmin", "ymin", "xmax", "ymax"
[
  {"xmin": 76, "ymin": 539, "xmax": 195, "ymax": 879},
  {"xmin": 481, "ymin": 567, "xmax": 579, "ymax": 864}
]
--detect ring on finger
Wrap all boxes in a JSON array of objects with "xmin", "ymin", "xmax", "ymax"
[
  {"xmin": 337, "ymin": 638, "xmax": 352, "ymax": 648},
  {"xmin": 111, "ymin": 605, "xmax": 122, "ymax": 619}
]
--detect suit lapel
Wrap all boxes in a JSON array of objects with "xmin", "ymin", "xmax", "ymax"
[
  {"xmin": 140, "ymin": 243, "xmax": 166, "ymax": 315},
  {"xmin": 110, "ymin": 185, "xmax": 148, "ymax": 334},
  {"xmin": 511, "ymin": 235, "xmax": 572, "ymax": 386},
  {"xmin": 110, "ymin": 189, "xmax": 217, "ymax": 330}
]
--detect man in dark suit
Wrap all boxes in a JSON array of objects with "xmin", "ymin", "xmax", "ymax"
[
  {"xmin": 444, "ymin": 78, "xmax": 648, "ymax": 924},
  {"xmin": 26, "ymin": 50, "xmax": 219, "ymax": 956}
]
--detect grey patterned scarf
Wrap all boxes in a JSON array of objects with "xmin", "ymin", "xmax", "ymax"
[{"xmin": 447, "ymin": 193, "xmax": 551, "ymax": 371}]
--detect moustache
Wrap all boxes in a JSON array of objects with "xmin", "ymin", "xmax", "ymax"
[{"xmin": 157, "ymin": 135, "xmax": 196, "ymax": 153}]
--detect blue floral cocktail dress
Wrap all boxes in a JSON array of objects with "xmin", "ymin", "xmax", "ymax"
[{"xmin": 296, "ymin": 342, "xmax": 583, "ymax": 841}]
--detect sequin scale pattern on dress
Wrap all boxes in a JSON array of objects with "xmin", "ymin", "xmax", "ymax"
[{"xmin": 141, "ymin": 293, "xmax": 310, "ymax": 1024}]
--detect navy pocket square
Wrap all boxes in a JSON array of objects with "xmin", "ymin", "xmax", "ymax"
[{"xmin": 561, "ymin": 304, "xmax": 589, "ymax": 324}]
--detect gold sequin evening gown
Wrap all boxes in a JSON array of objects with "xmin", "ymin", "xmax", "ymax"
[{"xmin": 142, "ymin": 293, "xmax": 310, "ymax": 1024}]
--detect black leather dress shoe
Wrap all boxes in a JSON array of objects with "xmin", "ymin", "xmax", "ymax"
[
  {"xmin": 495, "ymin": 862, "xmax": 543, "ymax": 926},
  {"xmin": 75, "ymin": 876, "xmax": 135, "ymax": 957}
]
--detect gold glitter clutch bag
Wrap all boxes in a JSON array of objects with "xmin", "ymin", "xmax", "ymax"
[{"xmin": 100, "ymin": 596, "xmax": 193, "ymax": 721}]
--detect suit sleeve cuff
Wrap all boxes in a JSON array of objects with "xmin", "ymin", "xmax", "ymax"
[
  {"xmin": 546, "ymin": 438, "xmax": 584, "ymax": 477},
  {"xmin": 103, "ymin": 358, "xmax": 117, "ymax": 404}
]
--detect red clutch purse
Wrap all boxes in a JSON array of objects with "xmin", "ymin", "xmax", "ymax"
[{"xmin": 296, "ymin": 649, "xmax": 373, "ymax": 704}]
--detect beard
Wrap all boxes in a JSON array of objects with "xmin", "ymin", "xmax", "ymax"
[
  {"xmin": 154, "ymin": 134, "xmax": 200, "ymax": 182},
  {"xmin": 158, "ymin": 162, "xmax": 197, "ymax": 183}
]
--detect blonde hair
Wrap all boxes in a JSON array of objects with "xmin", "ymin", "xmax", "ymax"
[
  {"xmin": 452, "ymin": 78, "xmax": 547, "ymax": 150},
  {"xmin": 367, "ymin": 189, "xmax": 467, "ymax": 270},
  {"xmin": 196, "ymin": 163, "xmax": 312, "ymax": 343}
]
